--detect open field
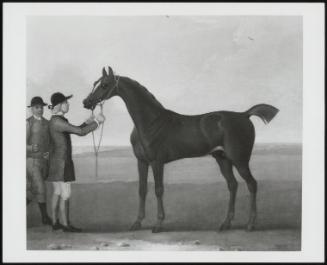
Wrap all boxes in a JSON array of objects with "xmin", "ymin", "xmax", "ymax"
[
  {"xmin": 27, "ymin": 144, "xmax": 302, "ymax": 251},
  {"xmin": 71, "ymin": 143, "xmax": 302, "ymax": 184}
]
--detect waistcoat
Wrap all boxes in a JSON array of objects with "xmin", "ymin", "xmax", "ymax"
[{"xmin": 26, "ymin": 116, "xmax": 50, "ymax": 158}]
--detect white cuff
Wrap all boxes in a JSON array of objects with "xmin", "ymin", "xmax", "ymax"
[{"xmin": 94, "ymin": 118, "xmax": 100, "ymax": 128}]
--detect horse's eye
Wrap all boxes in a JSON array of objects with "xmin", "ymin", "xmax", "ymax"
[{"xmin": 102, "ymin": 86, "xmax": 106, "ymax": 90}]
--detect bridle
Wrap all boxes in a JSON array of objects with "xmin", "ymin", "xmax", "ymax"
[
  {"xmin": 91, "ymin": 74, "xmax": 120, "ymax": 107},
  {"xmin": 90, "ymin": 74, "xmax": 120, "ymax": 179}
]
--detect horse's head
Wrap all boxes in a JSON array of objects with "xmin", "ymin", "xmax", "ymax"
[{"xmin": 83, "ymin": 66, "xmax": 118, "ymax": 110}]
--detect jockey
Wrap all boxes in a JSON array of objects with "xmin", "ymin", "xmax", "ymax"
[
  {"xmin": 47, "ymin": 92, "xmax": 105, "ymax": 232},
  {"xmin": 26, "ymin": 96, "xmax": 52, "ymax": 225}
]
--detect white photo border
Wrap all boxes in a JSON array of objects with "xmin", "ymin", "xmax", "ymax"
[{"xmin": 3, "ymin": 2, "xmax": 325, "ymax": 263}]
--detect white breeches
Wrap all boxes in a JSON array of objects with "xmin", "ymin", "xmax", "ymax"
[{"xmin": 52, "ymin": 182, "xmax": 71, "ymax": 200}]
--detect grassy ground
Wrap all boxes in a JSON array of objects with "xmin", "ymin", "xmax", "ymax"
[
  {"xmin": 27, "ymin": 144, "xmax": 301, "ymax": 251},
  {"xmin": 27, "ymin": 180, "xmax": 301, "ymax": 250}
]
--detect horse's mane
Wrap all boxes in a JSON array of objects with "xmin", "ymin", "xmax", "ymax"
[{"xmin": 122, "ymin": 76, "xmax": 165, "ymax": 110}]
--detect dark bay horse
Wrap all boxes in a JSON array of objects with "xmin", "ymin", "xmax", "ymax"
[{"xmin": 83, "ymin": 66, "xmax": 279, "ymax": 233}]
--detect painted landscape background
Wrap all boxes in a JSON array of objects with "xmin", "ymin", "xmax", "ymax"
[{"xmin": 27, "ymin": 143, "xmax": 302, "ymax": 251}]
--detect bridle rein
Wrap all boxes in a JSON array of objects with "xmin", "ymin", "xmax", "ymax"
[{"xmin": 90, "ymin": 74, "xmax": 120, "ymax": 179}]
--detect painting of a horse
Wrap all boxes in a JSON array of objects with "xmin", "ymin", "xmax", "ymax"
[{"xmin": 83, "ymin": 66, "xmax": 279, "ymax": 233}]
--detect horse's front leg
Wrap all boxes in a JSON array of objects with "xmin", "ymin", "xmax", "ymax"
[
  {"xmin": 130, "ymin": 159, "xmax": 149, "ymax": 231},
  {"xmin": 151, "ymin": 161, "xmax": 165, "ymax": 233}
]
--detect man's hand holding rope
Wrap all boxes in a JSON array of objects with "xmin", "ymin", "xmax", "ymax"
[{"xmin": 84, "ymin": 113, "xmax": 106, "ymax": 126}]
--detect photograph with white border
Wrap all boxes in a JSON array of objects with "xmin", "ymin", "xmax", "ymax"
[{"xmin": 3, "ymin": 2, "xmax": 325, "ymax": 263}]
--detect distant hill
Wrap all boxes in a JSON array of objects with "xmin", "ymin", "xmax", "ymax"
[
  {"xmin": 252, "ymin": 143, "xmax": 302, "ymax": 156},
  {"xmin": 73, "ymin": 143, "xmax": 302, "ymax": 158}
]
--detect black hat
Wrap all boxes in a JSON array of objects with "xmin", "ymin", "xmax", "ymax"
[
  {"xmin": 49, "ymin": 92, "xmax": 73, "ymax": 109},
  {"xmin": 27, "ymin": 96, "xmax": 48, "ymax": 108}
]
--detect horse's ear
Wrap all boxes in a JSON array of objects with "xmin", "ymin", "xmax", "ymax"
[
  {"xmin": 102, "ymin": 67, "xmax": 108, "ymax": 77},
  {"xmin": 108, "ymin": 66, "xmax": 114, "ymax": 77}
]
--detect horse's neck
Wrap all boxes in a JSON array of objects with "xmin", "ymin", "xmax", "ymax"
[{"xmin": 116, "ymin": 77, "xmax": 166, "ymax": 132}]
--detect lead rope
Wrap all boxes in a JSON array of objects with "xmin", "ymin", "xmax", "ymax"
[
  {"xmin": 91, "ymin": 102, "xmax": 105, "ymax": 180},
  {"xmin": 90, "ymin": 75, "xmax": 120, "ymax": 180}
]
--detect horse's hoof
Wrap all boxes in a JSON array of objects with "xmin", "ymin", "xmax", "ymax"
[
  {"xmin": 151, "ymin": 226, "xmax": 163, "ymax": 233},
  {"xmin": 130, "ymin": 221, "xmax": 142, "ymax": 231},
  {"xmin": 219, "ymin": 222, "xmax": 231, "ymax": 231}
]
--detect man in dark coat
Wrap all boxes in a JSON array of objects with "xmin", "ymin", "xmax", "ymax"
[
  {"xmin": 48, "ymin": 92, "xmax": 105, "ymax": 232},
  {"xmin": 26, "ymin": 96, "xmax": 52, "ymax": 225}
]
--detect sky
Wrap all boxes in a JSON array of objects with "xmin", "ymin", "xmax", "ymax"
[{"xmin": 26, "ymin": 16, "xmax": 302, "ymax": 146}]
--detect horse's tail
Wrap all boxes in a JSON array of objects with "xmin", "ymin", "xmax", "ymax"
[{"xmin": 245, "ymin": 104, "xmax": 279, "ymax": 124}]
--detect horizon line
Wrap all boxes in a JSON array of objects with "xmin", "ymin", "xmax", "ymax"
[{"xmin": 73, "ymin": 142, "xmax": 302, "ymax": 147}]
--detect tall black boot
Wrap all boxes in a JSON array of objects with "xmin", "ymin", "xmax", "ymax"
[{"xmin": 38, "ymin": 202, "xmax": 52, "ymax": 225}]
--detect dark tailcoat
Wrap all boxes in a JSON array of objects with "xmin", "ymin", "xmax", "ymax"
[{"xmin": 48, "ymin": 115, "xmax": 98, "ymax": 182}]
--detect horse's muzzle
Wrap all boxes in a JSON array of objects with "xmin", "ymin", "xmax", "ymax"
[{"xmin": 83, "ymin": 98, "xmax": 92, "ymax": 110}]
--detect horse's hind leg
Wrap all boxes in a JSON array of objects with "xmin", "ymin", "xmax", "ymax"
[
  {"xmin": 212, "ymin": 150, "xmax": 238, "ymax": 231},
  {"xmin": 130, "ymin": 159, "xmax": 149, "ymax": 231},
  {"xmin": 234, "ymin": 163, "xmax": 257, "ymax": 231},
  {"xmin": 222, "ymin": 116, "xmax": 256, "ymax": 230}
]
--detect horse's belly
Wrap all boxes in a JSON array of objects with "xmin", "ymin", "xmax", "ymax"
[{"xmin": 162, "ymin": 138, "xmax": 211, "ymax": 162}]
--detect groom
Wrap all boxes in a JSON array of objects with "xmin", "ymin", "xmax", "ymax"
[
  {"xmin": 47, "ymin": 92, "xmax": 105, "ymax": 232},
  {"xmin": 26, "ymin": 96, "xmax": 52, "ymax": 225}
]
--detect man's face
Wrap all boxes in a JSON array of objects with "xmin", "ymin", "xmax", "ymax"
[
  {"xmin": 61, "ymin": 100, "xmax": 70, "ymax": 113},
  {"xmin": 31, "ymin": 105, "xmax": 44, "ymax": 117}
]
